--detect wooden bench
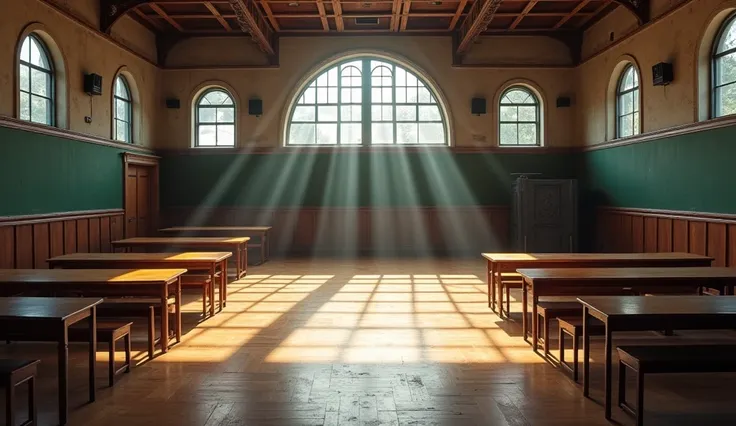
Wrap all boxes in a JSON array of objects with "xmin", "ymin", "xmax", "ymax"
[
  {"xmin": 536, "ymin": 301, "xmax": 582, "ymax": 357},
  {"xmin": 69, "ymin": 321, "xmax": 132, "ymax": 387},
  {"xmin": 98, "ymin": 298, "xmax": 175, "ymax": 359},
  {"xmin": 0, "ymin": 359, "xmax": 39, "ymax": 426},
  {"xmin": 498, "ymin": 272, "xmax": 522, "ymax": 318},
  {"xmin": 181, "ymin": 274, "xmax": 214, "ymax": 317},
  {"xmin": 557, "ymin": 316, "xmax": 605, "ymax": 381},
  {"xmin": 617, "ymin": 344, "xmax": 736, "ymax": 426}
]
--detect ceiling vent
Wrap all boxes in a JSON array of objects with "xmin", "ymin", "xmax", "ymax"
[{"xmin": 355, "ymin": 17, "xmax": 380, "ymax": 25}]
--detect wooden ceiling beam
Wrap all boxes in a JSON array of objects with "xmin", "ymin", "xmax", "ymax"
[
  {"xmin": 260, "ymin": 0, "xmax": 281, "ymax": 30},
  {"xmin": 509, "ymin": 0, "xmax": 538, "ymax": 30},
  {"xmin": 332, "ymin": 0, "xmax": 345, "ymax": 31},
  {"xmin": 400, "ymin": 0, "xmax": 411, "ymax": 31},
  {"xmin": 576, "ymin": 0, "xmax": 612, "ymax": 27},
  {"xmin": 150, "ymin": 3, "xmax": 185, "ymax": 31},
  {"xmin": 448, "ymin": 0, "xmax": 467, "ymax": 31},
  {"xmin": 315, "ymin": 0, "xmax": 330, "ymax": 31},
  {"xmin": 455, "ymin": 0, "xmax": 503, "ymax": 55},
  {"xmin": 132, "ymin": 7, "xmax": 166, "ymax": 31},
  {"xmin": 228, "ymin": 0, "xmax": 276, "ymax": 55},
  {"xmin": 204, "ymin": 1, "xmax": 233, "ymax": 31},
  {"xmin": 613, "ymin": 0, "xmax": 649, "ymax": 24},
  {"xmin": 390, "ymin": 0, "xmax": 402, "ymax": 31}
]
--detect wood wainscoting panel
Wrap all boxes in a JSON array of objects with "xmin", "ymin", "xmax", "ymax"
[
  {"xmin": 596, "ymin": 207, "xmax": 736, "ymax": 267},
  {"xmin": 0, "ymin": 209, "xmax": 124, "ymax": 269}
]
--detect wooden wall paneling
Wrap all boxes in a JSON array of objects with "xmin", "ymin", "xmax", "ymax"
[
  {"xmin": 89, "ymin": 217, "xmax": 101, "ymax": 253},
  {"xmin": 706, "ymin": 222, "xmax": 727, "ymax": 266},
  {"xmin": 729, "ymin": 225, "xmax": 736, "ymax": 267},
  {"xmin": 64, "ymin": 220, "xmax": 77, "ymax": 254},
  {"xmin": 595, "ymin": 211, "xmax": 611, "ymax": 252},
  {"xmin": 688, "ymin": 221, "xmax": 707, "ymax": 256},
  {"xmin": 631, "ymin": 215, "xmax": 645, "ymax": 253},
  {"xmin": 0, "ymin": 227, "xmax": 15, "ymax": 268},
  {"xmin": 657, "ymin": 218, "xmax": 673, "ymax": 252},
  {"xmin": 49, "ymin": 222, "xmax": 64, "ymax": 259},
  {"xmin": 15, "ymin": 225, "xmax": 34, "ymax": 268},
  {"xmin": 100, "ymin": 217, "xmax": 111, "ymax": 252},
  {"xmin": 111, "ymin": 215, "xmax": 124, "ymax": 244},
  {"xmin": 644, "ymin": 217, "xmax": 658, "ymax": 253},
  {"xmin": 620, "ymin": 214, "xmax": 633, "ymax": 252},
  {"xmin": 32, "ymin": 223, "xmax": 50, "ymax": 269},
  {"xmin": 76, "ymin": 218, "xmax": 89, "ymax": 253},
  {"xmin": 672, "ymin": 219, "xmax": 689, "ymax": 253}
]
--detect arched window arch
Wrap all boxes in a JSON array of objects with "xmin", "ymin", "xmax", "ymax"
[
  {"xmin": 113, "ymin": 75, "xmax": 132, "ymax": 143},
  {"xmin": 499, "ymin": 86, "xmax": 541, "ymax": 146},
  {"xmin": 194, "ymin": 88, "xmax": 236, "ymax": 147},
  {"xmin": 616, "ymin": 64, "xmax": 640, "ymax": 138},
  {"xmin": 713, "ymin": 12, "xmax": 736, "ymax": 118},
  {"xmin": 286, "ymin": 56, "xmax": 448, "ymax": 146},
  {"xmin": 19, "ymin": 34, "xmax": 54, "ymax": 126}
]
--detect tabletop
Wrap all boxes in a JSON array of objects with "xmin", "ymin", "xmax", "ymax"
[
  {"xmin": 0, "ymin": 268, "xmax": 187, "ymax": 284},
  {"xmin": 49, "ymin": 252, "xmax": 232, "ymax": 263},
  {"xmin": 0, "ymin": 297, "xmax": 103, "ymax": 321},
  {"xmin": 517, "ymin": 267, "xmax": 736, "ymax": 280},
  {"xmin": 160, "ymin": 226, "xmax": 272, "ymax": 232},
  {"xmin": 112, "ymin": 237, "xmax": 250, "ymax": 245},
  {"xmin": 482, "ymin": 252, "xmax": 713, "ymax": 262},
  {"xmin": 578, "ymin": 295, "xmax": 736, "ymax": 317}
]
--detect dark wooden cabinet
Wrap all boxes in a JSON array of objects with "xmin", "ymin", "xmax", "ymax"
[{"xmin": 511, "ymin": 178, "xmax": 578, "ymax": 253}]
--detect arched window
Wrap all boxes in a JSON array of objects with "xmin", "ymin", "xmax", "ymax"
[
  {"xmin": 713, "ymin": 12, "xmax": 736, "ymax": 117},
  {"xmin": 286, "ymin": 57, "xmax": 448, "ymax": 146},
  {"xmin": 499, "ymin": 86, "xmax": 540, "ymax": 146},
  {"xmin": 616, "ymin": 64, "xmax": 640, "ymax": 138},
  {"xmin": 113, "ymin": 75, "xmax": 132, "ymax": 143},
  {"xmin": 194, "ymin": 88, "xmax": 236, "ymax": 147},
  {"xmin": 19, "ymin": 34, "xmax": 54, "ymax": 126}
]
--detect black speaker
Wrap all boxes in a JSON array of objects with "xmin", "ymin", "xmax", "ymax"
[
  {"xmin": 652, "ymin": 62, "xmax": 674, "ymax": 86},
  {"xmin": 249, "ymin": 99, "xmax": 263, "ymax": 116},
  {"xmin": 165, "ymin": 98, "xmax": 180, "ymax": 109},
  {"xmin": 471, "ymin": 97, "xmax": 486, "ymax": 115},
  {"xmin": 84, "ymin": 73, "xmax": 103, "ymax": 96},
  {"xmin": 556, "ymin": 96, "xmax": 571, "ymax": 108}
]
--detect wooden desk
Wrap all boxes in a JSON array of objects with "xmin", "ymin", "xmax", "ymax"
[
  {"xmin": 518, "ymin": 267, "xmax": 736, "ymax": 353},
  {"xmin": 47, "ymin": 253, "xmax": 230, "ymax": 317},
  {"xmin": 481, "ymin": 253, "xmax": 713, "ymax": 313},
  {"xmin": 0, "ymin": 297, "xmax": 102, "ymax": 426},
  {"xmin": 578, "ymin": 296, "xmax": 736, "ymax": 421},
  {"xmin": 0, "ymin": 268, "xmax": 187, "ymax": 354},
  {"xmin": 112, "ymin": 237, "xmax": 249, "ymax": 280},
  {"xmin": 160, "ymin": 226, "xmax": 272, "ymax": 264}
]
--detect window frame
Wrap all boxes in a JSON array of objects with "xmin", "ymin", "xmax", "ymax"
[
  {"xmin": 712, "ymin": 11, "xmax": 736, "ymax": 118},
  {"xmin": 113, "ymin": 75, "xmax": 133, "ymax": 143},
  {"xmin": 285, "ymin": 57, "xmax": 449, "ymax": 147},
  {"xmin": 18, "ymin": 33, "xmax": 55, "ymax": 126},
  {"xmin": 615, "ymin": 64, "xmax": 640, "ymax": 139},
  {"xmin": 193, "ymin": 88, "xmax": 237, "ymax": 148},
  {"xmin": 498, "ymin": 86, "xmax": 541, "ymax": 147}
]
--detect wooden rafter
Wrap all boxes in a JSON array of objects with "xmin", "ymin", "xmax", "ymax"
[
  {"xmin": 456, "ymin": 0, "xmax": 503, "ymax": 55},
  {"xmin": 260, "ymin": 0, "xmax": 281, "ymax": 30},
  {"xmin": 553, "ymin": 0, "xmax": 591, "ymax": 29},
  {"xmin": 577, "ymin": 0, "xmax": 612, "ymax": 27},
  {"xmin": 448, "ymin": 0, "xmax": 467, "ymax": 31},
  {"xmin": 228, "ymin": 0, "xmax": 276, "ymax": 55},
  {"xmin": 149, "ymin": 3, "xmax": 185, "ymax": 31},
  {"xmin": 613, "ymin": 0, "xmax": 649, "ymax": 24},
  {"xmin": 133, "ymin": 7, "xmax": 165, "ymax": 31},
  {"xmin": 400, "ymin": 0, "xmax": 411, "ymax": 31},
  {"xmin": 204, "ymin": 1, "xmax": 233, "ymax": 31},
  {"xmin": 509, "ymin": 0, "xmax": 538, "ymax": 30},
  {"xmin": 315, "ymin": 0, "xmax": 330, "ymax": 31},
  {"xmin": 332, "ymin": 0, "xmax": 344, "ymax": 31},
  {"xmin": 390, "ymin": 0, "xmax": 402, "ymax": 31}
]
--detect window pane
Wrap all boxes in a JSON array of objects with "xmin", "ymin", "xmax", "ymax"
[
  {"xmin": 20, "ymin": 92, "xmax": 30, "ymax": 120},
  {"xmin": 289, "ymin": 123, "xmax": 315, "ymax": 144},
  {"xmin": 397, "ymin": 123, "xmax": 417, "ymax": 144},
  {"xmin": 199, "ymin": 107, "xmax": 216, "ymax": 123},
  {"xmin": 116, "ymin": 99, "xmax": 128, "ymax": 121},
  {"xmin": 30, "ymin": 69, "xmax": 48, "ymax": 96},
  {"xmin": 318, "ymin": 106, "xmax": 338, "ymax": 122},
  {"xmin": 500, "ymin": 106, "xmax": 517, "ymax": 121},
  {"xmin": 396, "ymin": 105, "xmax": 416, "ymax": 121},
  {"xmin": 633, "ymin": 89, "xmax": 640, "ymax": 113},
  {"xmin": 381, "ymin": 105, "xmax": 393, "ymax": 121},
  {"xmin": 418, "ymin": 105, "xmax": 441, "ymax": 121},
  {"xmin": 372, "ymin": 123, "xmax": 393, "ymax": 144},
  {"xmin": 19, "ymin": 65, "xmax": 29, "ymax": 92},
  {"xmin": 718, "ymin": 21, "xmax": 736, "ymax": 52},
  {"xmin": 316, "ymin": 123, "xmax": 337, "ymax": 144},
  {"xmin": 340, "ymin": 123, "xmax": 362, "ymax": 144},
  {"xmin": 303, "ymin": 87, "xmax": 316, "ymax": 104},
  {"xmin": 633, "ymin": 112, "xmax": 640, "ymax": 135},
  {"xmin": 116, "ymin": 121, "xmax": 127, "ymax": 142},
  {"xmin": 371, "ymin": 88, "xmax": 382, "ymax": 103},
  {"xmin": 293, "ymin": 106, "xmax": 315, "ymax": 122},
  {"xmin": 29, "ymin": 38, "xmax": 50, "ymax": 69},
  {"xmin": 328, "ymin": 88, "xmax": 338, "ymax": 103},
  {"xmin": 382, "ymin": 88, "xmax": 392, "ymax": 103},
  {"xmin": 500, "ymin": 123, "xmax": 518, "ymax": 145},
  {"xmin": 30, "ymin": 95, "xmax": 49, "ymax": 124},
  {"xmin": 341, "ymin": 105, "xmax": 361, "ymax": 122},
  {"xmin": 716, "ymin": 84, "xmax": 736, "ymax": 116},
  {"xmin": 396, "ymin": 88, "xmax": 406, "ymax": 103},
  {"xmin": 217, "ymin": 125, "xmax": 235, "ymax": 146},
  {"xmin": 217, "ymin": 107, "xmax": 234, "ymax": 123},
  {"xmin": 620, "ymin": 93, "xmax": 634, "ymax": 114},
  {"xmin": 418, "ymin": 123, "xmax": 445, "ymax": 144},
  {"xmin": 518, "ymin": 106, "xmax": 536, "ymax": 122},
  {"xmin": 203, "ymin": 90, "xmax": 232, "ymax": 105},
  {"xmin": 198, "ymin": 125, "xmax": 217, "ymax": 146},
  {"xmin": 619, "ymin": 115, "xmax": 633, "ymax": 137},
  {"xmin": 418, "ymin": 87, "xmax": 431, "ymax": 103},
  {"xmin": 20, "ymin": 37, "xmax": 30, "ymax": 63},
  {"xmin": 518, "ymin": 124, "xmax": 537, "ymax": 145},
  {"xmin": 317, "ymin": 88, "xmax": 328, "ymax": 103},
  {"xmin": 406, "ymin": 87, "xmax": 418, "ymax": 103},
  {"xmin": 718, "ymin": 54, "xmax": 736, "ymax": 85}
]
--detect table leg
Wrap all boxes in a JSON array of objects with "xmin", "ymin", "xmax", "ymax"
[
  {"xmin": 487, "ymin": 260, "xmax": 494, "ymax": 310},
  {"xmin": 522, "ymin": 280, "xmax": 529, "ymax": 343},
  {"xmin": 243, "ymin": 243, "xmax": 248, "ymax": 276},
  {"xmin": 604, "ymin": 323, "xmax": 613, "ymax": 420},
  {"xmin": 497, "ymin": 269, "xmax": 504, "ymax": 319},
  {"xmin": 235, "ymin": 245, "xmax": 242, "ymax": 280},
  {"xmin": 261, "ymin": 234, "xmax": 266, "ymax": 265},
  {"xmin": 583, "ymin": 306, "xmax": 590, "ymax": 397},
  {"xmin": 58, "ymin": 323, "xmax": 69, "ymax": 425},
  {"xmin": 88, "ymin": 307, "xmax": 97, "ymax": 402},
  {"xmin": 161, "ymin": 287, "xmax": 170, "ymax": 353},
  {"xmin": 531, "ymin": 290, "xmax": 539, "ymax": 354},
  {"xmin": 210, "ymin": 264, "xmax": 217, "ymax": 316},
  {"xmin": 175, "ymin": 278, "xmax": 182, "ymax": 343},
  {"xmin": 266, "ymin": 232, "xmax": 270, "ymax": 261},
  {"xmin": 220, "ymin": 260, "xmax": 226, "ymax": 309}
]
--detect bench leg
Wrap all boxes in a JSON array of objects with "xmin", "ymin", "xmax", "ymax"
[
  {"xmin": 6, "ymin": 378, "xmax": 14, "ymax": 426},
  {"xmin": 618, "ymin": 360, "xmax": 626, "ymax": 409},
  {"xmin": 29, "ymin": 375, "xmax": 36, "ymax": 426},
  {"xmin": 543, "ymin": 316, "xmax": 550, "ymax": 358},
  {"xmin": 572, "ymin": 330, "xmax": 579, "ymax": 382},
  {"xmin": 109, "ymin": 338, "xmax": 115, "ymax": 387},
  {"xmin": 558, "ymin": 325, "xmax": 565, "ymax": 366},
  {"xmin": 637, "ymin": 368, "xmax": 645, "ymax": 426},
  {"xmin": 124, "ymin": 333, "xmax": 131, "ymax": 374},
  {"xmin": 202, "ymin": 283, "xmax": 208, "ymax": 317},
  {"xmin": 148, "ymin": 306, "xmax": 155, "ymax": 360},
  {"xmin": 505, "ymin": 286, "xmax": 510, "ymax": 318}
]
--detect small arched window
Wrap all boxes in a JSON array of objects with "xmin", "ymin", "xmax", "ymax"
[
  {"xmin": 616, "ymin": 65, "xmax": 640, "ymax": 138},
  {"xmin": 113, "ymin": 75, "xmax": 132, "ymax": 143},
  {"xmin": 194, "ymin": 88, "xmax": 236, "ymax": 147},
  {"xmin": 19, "ymin": 34, "xmax": 54, "ymax": 126},
  {"xmin": 499, "ymin": 87, "xmax": 540, "ymax": 146},
  {"xmin": 713, "ymin": 13, "xmax": 736, "ymax": 117}
]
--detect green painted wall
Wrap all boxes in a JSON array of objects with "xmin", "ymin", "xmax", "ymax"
[
  {"xmin": 160, "ymin": 151, "xmax": 578, "ymax": 208},
  {"xmin": 579, "ymin": 125, "xmax": 736, "ymax": 214},
  {"xmin": 0, "ymin": 126, "xmax": 126, "ymax": 216}
]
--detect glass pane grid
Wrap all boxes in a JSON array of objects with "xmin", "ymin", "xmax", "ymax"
[
  {"xmin": 499, "ymin": 88, "xmax": 540, "ymax": 146},
  {"xmin": 196, "ymin": 89, "xmax": 236, "ymax": 147},
  {"xmin": 19, "ymin": 35, "xmax": 53, "ymax": 126}
]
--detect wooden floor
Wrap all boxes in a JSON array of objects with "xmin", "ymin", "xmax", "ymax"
[{"xmin": 2, "ymin": 259, "xmax": 736, "ymax": 426}]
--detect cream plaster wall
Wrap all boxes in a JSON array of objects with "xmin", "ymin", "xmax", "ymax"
[
  {"xmin": 159, "ymin": 36, "xmax": 575, "ymax": 149},
  {"xmin": 0, "ymin": 0, "xmax": 160, "ymax": 146}
]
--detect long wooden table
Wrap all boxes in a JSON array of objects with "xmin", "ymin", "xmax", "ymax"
[
  {"xmin": 112, "ymin": 237, "xmax": 249, "ymax": 280},
  {"xmin": 518, "ymin": 267, "xmax": 736, "ymax": 353},
  {"xmin": 482, "ymin": 253, "xmax": 713, "ymax": 313},
  {"xmin": 160, "ymin": 226, "xmax": 272, "ymax": 264},
  {"xmin": 0, "ymin": 268, "xmax": 187, "ymax": 354},
  {"xmin": 0, "ymin": 297, "xmax": 102, "ymax": 426},
  {"xmin": 578, "ymin": 295, "xmax": 736, "ymax": 421},
  {"xmin": 47, "ymin": 253, "xmax": 230, "ymax": 317}
]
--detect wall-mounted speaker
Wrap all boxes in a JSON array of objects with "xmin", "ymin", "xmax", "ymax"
[
  {"xmin": 84, "ymin": 73, "xmax": 103, "ymax": 96},
  {"xmin": 249, "ymin": 99, "xmax": 263, "ymax": 116},
  {"xmin": 556, "ymin": 96, "xmax": 571, "ymax": 108},
  {"xmin": 165, "ymin": 98, "xmax": 180, "ymax": 109},
  {"xmin": 471, "ymin": 97, "xmax": 486, "ymax": 115},
  {"xmin": 652, "ymin": 62, "xmax": 674, "ymax": 86}
]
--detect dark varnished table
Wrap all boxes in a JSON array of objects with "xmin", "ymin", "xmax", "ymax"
[
  {"xmin": 159, "ymin": 226, "xmax": 272, "ymax": 265},
  {"xmin": 0, "ymin": 297, "xmax": 102, "ymax": 425},
  {"xmin": 0, "ymin": 268, "xmax": 187, "ymax": 353},
  {"xmin": 518, "ymin": 266, "xmax": 736, "ymax": 353},
  {"xmin": 482, "ymin": 252, "xmax": 713, "ymax": 314},
  {"xmin": 578, "ymin": 295, "xmax": 736, "ymax": 421}
]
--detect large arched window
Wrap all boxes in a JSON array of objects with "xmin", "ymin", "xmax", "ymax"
[
  {"xmin": 113, "ymin": 75, "xmax": 132, "ymax": 143},
  {"xmin": 286, "ymin": 57, "xmax": 448, "ymax": 146},
  {"xmin": 194, "ymin": 88, "xmax": 236, "ymax": 147},
  {"xmin": 19, "ymin": 34, "xmax": 54, "ymax": 126},
  {"xmin": 499, "ymin": 86, "xmax": 541, "ymax": 146},
  {"xmin": 616, "ymin": 64, "xmax": 640, "ymax": 138},
  {"xmin": 713, "ymin": 12, "xmax": 736, "ymax": 118}
]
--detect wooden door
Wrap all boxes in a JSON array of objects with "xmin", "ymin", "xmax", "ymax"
[
  {"xmin": 125, "ymin": 165, "xmax": 153, "ymax": 238},
  {"xmin": 520, "ymin": 179, "xmax": 577, "ymax": 253}
]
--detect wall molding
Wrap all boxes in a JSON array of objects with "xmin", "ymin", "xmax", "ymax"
[
  {"xmin": 598, "ymin": 206, "xmax": 736, "ymax": 224},
  {"xmin": 157, "ymin": 145, "xmax": 577, "ymax": 156},
  {"xmin": 0, "ymin": 116, "xmax": 155, "ymax": 155},
  {"xmin": 0, "ymin": 209, "xmax": 124, "ymax": 227}
]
